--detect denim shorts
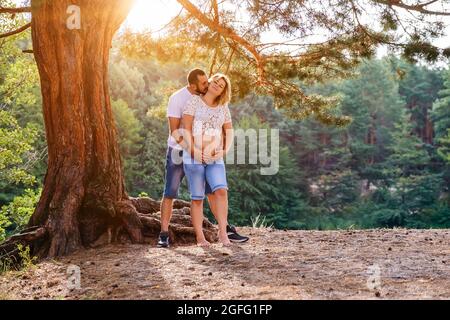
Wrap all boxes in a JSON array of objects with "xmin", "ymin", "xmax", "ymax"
[
  {"xmin": 183, "ymin": 153, "xmax": 228, "ymax": 200},
  {"xmin": 163, "ymin": 147, "xmax": 213, "ymax": 198}
]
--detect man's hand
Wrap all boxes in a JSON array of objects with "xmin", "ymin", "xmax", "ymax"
[{"xmin": 203, "ymin": 150, "xmax": 224, "ymax": 164}]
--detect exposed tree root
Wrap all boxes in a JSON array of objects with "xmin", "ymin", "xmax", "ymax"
[
  {"xmin": 134, "ymin": 196, "xmax": 218, "ymax": 245},
  {"xmin": 0, "ymin": 227, "xmax": 47, "ymax": 267},
  {"xmin": 0, "ymin": 197, "xmax": 218, "ymax": 266},
  {"xmin": 129, "ymin": 197, "xmax": 191, "ymax": 214}
]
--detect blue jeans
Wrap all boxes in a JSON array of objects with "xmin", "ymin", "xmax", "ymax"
[
  {"xmin": 163, "ymin": 147, "xmax": 212, "ymax": 198},
  {"xmin": 183, "ymin": 153, "xmax": 228, "ymax": 200}
]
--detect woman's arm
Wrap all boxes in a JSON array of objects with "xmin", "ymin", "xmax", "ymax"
[
  {"xmin": 223, "ymin": 105, "xmax": 233, "ymax": 155},
  {"xmin": 205, "ymin": 122, "xmax": 233, "ymax": 163},
  {"xmin": 222, "ymin": 122, "xmax": 234, "ymax": 155}
]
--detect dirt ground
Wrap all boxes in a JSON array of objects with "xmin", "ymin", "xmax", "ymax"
[{"xmin": 0, "ymin": 227, "xmax": 449, "ymax": 300}]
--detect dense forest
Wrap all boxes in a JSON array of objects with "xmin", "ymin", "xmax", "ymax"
[{"xmin": 1, "ymin": 22, "xmax": 450, "ymax": 243}]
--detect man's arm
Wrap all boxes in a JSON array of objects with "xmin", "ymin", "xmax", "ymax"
[
  {"xmin": 181, "ymin": 114, "xmax": 203, "ymax": 162},
  {"xmin": 167, "ymin": 94, "xmax": 188, "ymax": 149},
  {"xmin": 168, "ymin": 117, "xmax": 186, "ymax": 148}
]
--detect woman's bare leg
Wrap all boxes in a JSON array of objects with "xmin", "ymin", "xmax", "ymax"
[
  {"xmin": 213, "ymin": 189, "xmax": 231, "ymax": 246},
  {"xmin": 190, "ymin": 199, "xmax": 210, "ymax": 246}
]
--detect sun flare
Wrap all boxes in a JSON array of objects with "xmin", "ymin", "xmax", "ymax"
[{"xmin": 124, "ymin": 0, "xmax": 182, "ymax": 32}]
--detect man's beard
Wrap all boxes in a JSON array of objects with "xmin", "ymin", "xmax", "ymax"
[{"xmin": 195, "ymin": 87, "xmax": 208, "ymax": 95}]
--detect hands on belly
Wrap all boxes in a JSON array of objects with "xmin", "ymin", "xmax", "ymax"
[{"xmin": 193, "ymin": 134, "xmax": 223, "ymax": 163}]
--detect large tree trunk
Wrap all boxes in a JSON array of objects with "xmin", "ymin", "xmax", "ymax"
[
  {"xmin": 27, "ymin": 0, "xmax": 143, "ymax": 257},
  {"xmin": 0, "ymin": 0, "xmax": 218, "ymax": 261}
]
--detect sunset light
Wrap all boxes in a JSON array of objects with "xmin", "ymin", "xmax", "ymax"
[
  {"xmin": 124, "ymin": 0, "xmax": 182, "ymax": 33},
  {"xmin": 1, "ymin": 0, "xmax": 450, "ymax": 303}
]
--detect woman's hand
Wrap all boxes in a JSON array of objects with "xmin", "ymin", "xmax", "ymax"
[
  {"xmin": 203, "ymin": 149, "xmax": 224, "ymax": 163},
  {"xmin": 191, "ymin": 147, "xmax": 204, "ymax": 163}
]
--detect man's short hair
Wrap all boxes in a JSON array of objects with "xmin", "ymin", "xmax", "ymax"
[{"xmin": 187, "ymin": 69, "xmax": 207, "ymax": 85}]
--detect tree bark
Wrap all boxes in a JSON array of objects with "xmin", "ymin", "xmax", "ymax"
[
  {"xmin": 27, "ymin": 0, "xmax": 143, "ymax": 257},
  {"xmin": 424, "ymin": 108, "xmax": 434, "ymax": 145}
]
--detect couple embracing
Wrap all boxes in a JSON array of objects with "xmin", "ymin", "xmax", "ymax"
[{"xmin": 157, "ymin": 69, "xmax": 249, "ymax": 247}]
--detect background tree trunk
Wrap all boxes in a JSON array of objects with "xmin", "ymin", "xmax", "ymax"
[{"xmin": 27, "ymin": 0, "xmax": 143, "ymax": 257}]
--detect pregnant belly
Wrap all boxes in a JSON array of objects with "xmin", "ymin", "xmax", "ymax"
[{"xmin": 193, "ymin": 134, "xmax": 222, "ymax": 157}]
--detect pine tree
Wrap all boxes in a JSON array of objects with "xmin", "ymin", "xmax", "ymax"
[
  {"xmin": 383, "ymin": 113, "xmax": 443, "ymax": 226},
  {"xmin": 226, "ymin": 115, "xmax": 308, "ymax": 229},
  {"xmin": 432, "ymin": 67, "xmax": 450, "ymax": 190},
  {"xmin": 339, "ymin": 59, "xmax": 405, "ymax": 186},
  {"xmin": 393, "ymin": 59, "xmax": 443, "ymax": 145}
]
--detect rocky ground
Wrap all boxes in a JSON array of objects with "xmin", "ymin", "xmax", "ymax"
[{"xmin": 0, "ymin": 227, "xmax": 449, "ymax": 300}]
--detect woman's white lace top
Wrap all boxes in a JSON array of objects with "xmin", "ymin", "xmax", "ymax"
[{"xmin": 183, "ymin": 95, "xmax": 232, "ymax": 137}]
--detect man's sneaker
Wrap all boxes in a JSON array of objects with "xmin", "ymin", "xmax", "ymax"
[
  {"xmin": 227, "ymin": 225, "xmax": 249, "ymax": 243},
  {"xmin": 157, "ymin": 232, "xmax": 170, "ymax": 248}
]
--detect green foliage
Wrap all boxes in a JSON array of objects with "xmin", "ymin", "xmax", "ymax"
[
  {"xmin": 437, "ymin": 129, "xmax": 450, "ymax": 163},
  {"xmin": 226, "ymin": 114, "xmax": 308, "ymax": 229},
  {"xmin": 16, "ymin": 244, "xmax": 37, "ymax": 271},
  {"xmin": 133, "ymin": 115, "xmax": 171, "ymax": 199},
  {"xmin": 0, "ymin": 208, "xmax": 10, "ymax": 244},
  {"xmin": 112, "ymin": 99, "xmax": 144, "ymax": 193},
  {"xmin": 0, "ymin": 188, "xmax": 41, "ymax": 242},
  {"xmin": 0, "ymin": 110, "xmax": 38, "ymax": 186},
  {"xmin": 110, "ymin": 60, "xmax": 147, "ymax": 114},
  {"xmin": 0, "ymin": 17, "xmax": 40, "ymax": 187},
  {"xmin": 0, "ymin": 244, "xmax": 38, "ymax": 275},
  {"xmin": 0, "ymin": 255, "xmax": 14, "ymax": 275},
  {"xmin": 385, "ymin": 120, "xmax": 431, "ymax": 177},
  {"xmin": 433, "ymin": 69, "xmax": 450, "ymax": 167},
  {"xmin": 392, "ymin": 58, "xmax": 443, "ymax": 144},
  {"xmin": 251, "ymin": 214, "xmax": 274, "ymax": 229},
  {"xmin": 0, "ymin": 3, "xmax": 45, "ymax": 208},
  {"xmin": 432, "ymin": 69, "xmax": 450, "ymax": 140},
  {"xmin": 310, "ymin": 170, "xmax": 360, "ymax": 211}
]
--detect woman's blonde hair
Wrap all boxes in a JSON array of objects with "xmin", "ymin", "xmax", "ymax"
[{"xmin": 210, "ymin": 73, "xmax": 231, "ymax": 105}]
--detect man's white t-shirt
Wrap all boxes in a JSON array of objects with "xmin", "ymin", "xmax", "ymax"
[{"xmin": 167, "ymin": 87, "xmax": 194, "ymax": 150}]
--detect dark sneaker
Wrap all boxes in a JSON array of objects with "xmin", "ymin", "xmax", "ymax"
[
  {"xmin": 157, "ymin": 232, "xmax": 170, "ymax": 248},
  {"xmin": 227, "ymin": 225, "xmax": 249, "ymax": 243}
]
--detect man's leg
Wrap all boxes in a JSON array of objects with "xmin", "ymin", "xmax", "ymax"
[
  {"xmin": 160, "ymin": 197, "xmax": 174, "ymax": 233},
  {"xmin": 159, "ymin": 148, "xmax": 185, "ymax": 246}
]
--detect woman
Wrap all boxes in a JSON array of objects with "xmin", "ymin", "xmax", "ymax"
[{"xmin": 182, "ymin": 73, "xmax": 234, "ymax": 247}]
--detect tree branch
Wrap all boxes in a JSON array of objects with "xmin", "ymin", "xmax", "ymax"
[
  {"xmin": 176, "ymin": 0, "xmax": 267, "ymax": 84},
  {"xmin": 208, "ymin": 0, "xmax": 220, "ymax": 75},
  {"xmin": 0, "ymin": 6, "xmax": 31, "ymax": 14},
  {"xmin": 0, "ymin": 22, "xmax": 31, "ymax": 39},
  {"xmin": 212, "ymin": 0, "xmax": 219, "ymax": 23},
  {"xmin": 374, "ymin": 0, "xmax": 450, "ymax": 16}
]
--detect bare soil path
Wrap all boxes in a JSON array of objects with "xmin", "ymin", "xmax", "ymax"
[{"xmin": 1, "ymin": 228, "xmax": 449, "ymax": 300}]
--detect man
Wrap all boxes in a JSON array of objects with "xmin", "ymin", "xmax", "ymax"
[{"xmin": 158, "ymin": 68, "xmax": 249, "ymax": 247}]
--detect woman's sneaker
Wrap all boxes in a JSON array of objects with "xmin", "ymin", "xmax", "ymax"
[
  {"xmin": 157, "ymin": 232, "xmax": 170, "ymax": 248},
  {"xmin": 227, "ymin": 225, "xmax": 249, "ymax": 243}
]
